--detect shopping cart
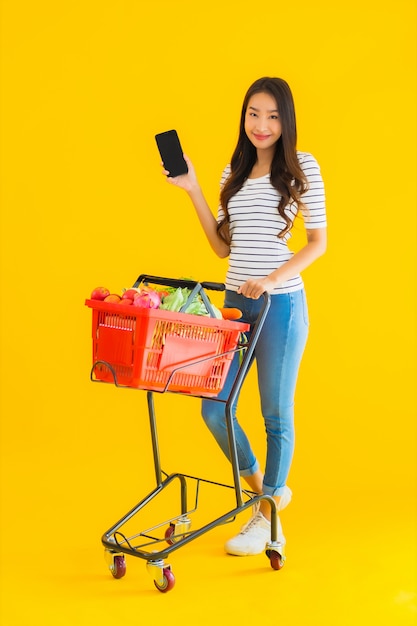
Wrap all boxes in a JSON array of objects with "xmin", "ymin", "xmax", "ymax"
[{"xmin": 85, "ymin": 274, "xmax": 285, "ymax": 593}]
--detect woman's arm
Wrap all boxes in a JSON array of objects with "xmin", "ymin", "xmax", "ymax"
[
  {"xmin": 237, "ymin": 227, "xmax": 327, "ymax": 298},
  {"xmin": 163, "ymin": 155, "xmax": 230, "ymax": 259}
]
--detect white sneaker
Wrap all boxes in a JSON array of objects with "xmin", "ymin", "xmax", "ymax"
[
  {"xmin": 278, "ymin": 485, "xmax": 292, "ymax": 511},
  {"xmin": 225, "ymin": 511, "xmax": 285, "ymax": 556}
]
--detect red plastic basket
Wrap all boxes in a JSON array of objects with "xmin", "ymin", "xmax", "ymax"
[{"xmin": 85, "ymin": 299, "xmax": 250, "ymax": 397}]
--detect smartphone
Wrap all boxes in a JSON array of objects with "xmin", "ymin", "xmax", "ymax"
[{"xmin": 155, "ymin": 129, "xmax": 188, "ymax": 177}]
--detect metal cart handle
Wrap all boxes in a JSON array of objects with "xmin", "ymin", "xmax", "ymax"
[{"xmin": 225, "ymin": 290, "xmax": 270, "ymax": 508}]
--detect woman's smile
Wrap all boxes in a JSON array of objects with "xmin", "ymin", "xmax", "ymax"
[{"xmin": 253, "ymin": 133, "xmax": 271, "ymax": 141}]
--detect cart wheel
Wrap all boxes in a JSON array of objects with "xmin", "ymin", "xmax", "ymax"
[
  {"xmin": 266, "ymin": 549, "xmax": 285, "ymax": 571},
  {"xmin": 165, "ymin": 523, "xmax": 176, "ymax": 545},
  {"xmin": 110, "ymin": 555, "xmax": 127, "ymax": 579},
  {"xmin": 154, "ymin": 567, "xmax": 175, "ymax": 593}
]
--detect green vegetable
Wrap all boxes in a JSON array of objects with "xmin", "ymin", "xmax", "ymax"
[
  {"xmin": 184, "ymin": 299, "xmax": 208, "ymax": 316},
  {"xmin": 160, "ymin": 286, "xmax": 222, "ymax": 318},
  {"xmin": 160, "ymin": 287, "xmax": 189, "ymax": 311}
]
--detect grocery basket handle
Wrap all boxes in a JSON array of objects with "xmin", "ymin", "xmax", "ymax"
[
  {"xmin": 200, "ymin": 281, "xmax": 225, "ymax": 292},
  {"xmin": 133, "ymin": 274, "xmax": 224, "ymax": 292},
  {"xmin": 134, "ymin": 275, "xmax": 200, "ymax": 289}
]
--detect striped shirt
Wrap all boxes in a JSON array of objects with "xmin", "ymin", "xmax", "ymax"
[{"xmin": 218, "ymin": 151, "xmax": 327, "ymax": 294}]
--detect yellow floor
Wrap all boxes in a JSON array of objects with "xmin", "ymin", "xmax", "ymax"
[{"xmin": 0, "ymin": 478, "xmax": 415, "ymax": 626}]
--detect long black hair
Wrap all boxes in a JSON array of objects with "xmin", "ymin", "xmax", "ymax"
[{"xmin": 218, "ymin": 77, "xmax": 308, "ymax": 243}]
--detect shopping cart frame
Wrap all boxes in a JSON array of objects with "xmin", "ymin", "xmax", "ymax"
[{"xmin": 88, "ymin": 274, "xmax": 285, "ymax": 592}]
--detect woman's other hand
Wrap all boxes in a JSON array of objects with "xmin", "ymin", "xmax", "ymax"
[{"xmin": 237, "ymin": 277, "xmax": 275, "ymax": 299}]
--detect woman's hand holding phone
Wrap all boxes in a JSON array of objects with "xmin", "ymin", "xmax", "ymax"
[
  {"xmin": 156, "ymin": 129, "xmax": 199, "ymax": 193},
  {"xmin": 162, "ymin": 154, "xmax": 198, "ymax": 192}
]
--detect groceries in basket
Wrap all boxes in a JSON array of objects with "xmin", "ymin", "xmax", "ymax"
[{"xmin": 89, "ymin": 283, "xmax": 242, "ymax": 320}]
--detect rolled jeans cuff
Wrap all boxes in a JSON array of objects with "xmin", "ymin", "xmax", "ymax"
[
  {"xmin": 239, "ymin": 459, "xmax": 260, "ymax": 478},
  {"xmin": 263, "ymin": 483, "xmax": 287, "ymax": 497}
]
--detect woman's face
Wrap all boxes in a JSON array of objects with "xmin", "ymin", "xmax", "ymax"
[{"xmin": 244, "ymin": 91, "xmax": 282, "ymax": 152}]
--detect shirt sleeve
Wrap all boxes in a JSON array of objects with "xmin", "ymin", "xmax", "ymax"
[{"xmin": 298, "ymin": 152, "xmax": 327, "ymax": 229}]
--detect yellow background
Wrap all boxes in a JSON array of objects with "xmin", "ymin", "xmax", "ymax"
[{"xmin": 1, "ymin": 0, "xmax": 416, "ymax": 624}]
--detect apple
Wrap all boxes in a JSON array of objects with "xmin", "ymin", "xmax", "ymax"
[
  {"xmin": 122, "ymin": 288, "xmax": 139, "ymax": 300},
  {"xmin": 91, "ymin": 286, "xmax": 110, "ymax": 300}
]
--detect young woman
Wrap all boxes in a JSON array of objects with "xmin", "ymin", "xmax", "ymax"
[{"xmin": 161, "ymin": 77, "xmax": 327, "ymax": 556}]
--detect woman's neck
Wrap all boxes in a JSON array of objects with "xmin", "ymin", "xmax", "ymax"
[{"xmin": 249, "ymin": 155, "xmax": 272, "ymax": 179}]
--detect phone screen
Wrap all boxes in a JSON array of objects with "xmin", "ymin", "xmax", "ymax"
[{"xmin": 155, "ymin": 129, "xmax": 188, "ymax": 177}]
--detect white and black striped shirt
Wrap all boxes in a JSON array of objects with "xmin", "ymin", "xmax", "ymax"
[{"xmin": 218, "ymin": 151, "xmax": 327, "ymax": 294}]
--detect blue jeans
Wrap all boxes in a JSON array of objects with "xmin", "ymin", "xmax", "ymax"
[{"xmin": 202, "ymin": 289, "xmax": 309, "ymax": 497}]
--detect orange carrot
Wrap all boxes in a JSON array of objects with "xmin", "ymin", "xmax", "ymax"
[{"xmin": 220, "ymin": 307, "xmax": 242, "ymax": 320}]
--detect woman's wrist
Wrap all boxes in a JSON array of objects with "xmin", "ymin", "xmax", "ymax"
[{"xmin": 187, "ymin": 182, "xmax": 204, "ymax": 200}]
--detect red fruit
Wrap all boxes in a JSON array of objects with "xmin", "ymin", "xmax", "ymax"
[
  {"xmin": 120, "ymin": 298, "xmax": 133, "ymax": 305},
  {"xmin": 91, "ymin": 286, "xmax": 110, "ymax": 301},
  {"xmin": 122, "ymin": 288, "xmax": 139, "ymax": 300},
  {"xmin": 104, "ymin": 294, "xmax": 122, "ymax": 303}
]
